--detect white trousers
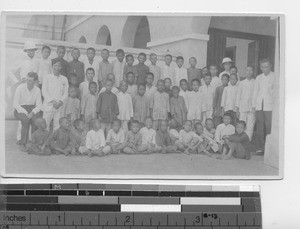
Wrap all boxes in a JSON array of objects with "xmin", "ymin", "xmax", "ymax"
[
  {"xmin": 43, "ymin": 110, "xmax": 62, "ymax": 131},
  {"xmin": 239, "ymin": 111, "xmax": 256, "ymax": 141}
]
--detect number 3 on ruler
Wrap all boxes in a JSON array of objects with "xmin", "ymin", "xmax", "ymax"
[{"xmin": 195, "ymin": 216, "xmax": 201, "ymax": 223}]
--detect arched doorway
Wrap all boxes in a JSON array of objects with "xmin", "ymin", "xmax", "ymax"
[
  {"xmin": 95, "ymin": 25, "xmax": 112, "ymax": 46},
  {"xmin": 121, "ymin": 16, "xmax": 150, "ymax": 49},
  {"xmin": 78, "ymin": 36, "xmax": 87, "ymax": 43}
]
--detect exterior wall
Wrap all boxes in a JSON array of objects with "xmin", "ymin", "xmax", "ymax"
[
  {"xmin": 210, "ymin": 16, "xmax": 277, "ymax": 36},
  {"xmin": 226, "ymin": 37, "xmax": 254, "ymax": 78}
]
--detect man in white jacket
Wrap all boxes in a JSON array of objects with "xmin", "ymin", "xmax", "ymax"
[
  {"xmin": 42, "ymin": 59, "xmax": 69, "ymax": 131},
  {"xmin": 252, "ymin": 58, "xmax": 275, "ymax": 154}
]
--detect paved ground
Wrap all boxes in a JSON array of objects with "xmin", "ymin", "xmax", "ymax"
[{"xmin": 4, "ymin": 121, "xmax": 278, "ymax": 178}]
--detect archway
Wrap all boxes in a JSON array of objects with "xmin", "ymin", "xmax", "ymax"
[
  {"xmin": 78, "ymin": 36, "xmax": 87, "ymax": 43},
  {"xmin": 121, "ymin": 16, "xmax": 150, "ymax": 49},
  {"xmin": 95, "ymin": 25, "xmax": 112, "ymax": 46}
]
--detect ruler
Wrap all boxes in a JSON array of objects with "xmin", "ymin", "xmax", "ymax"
[{"xmin": 0, "ymin": 184, "xmax": 262, "ymax": 229}]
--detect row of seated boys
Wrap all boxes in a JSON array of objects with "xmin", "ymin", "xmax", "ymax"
[{"xmin": 25, "ymin": 111, "xmax": 251, "ymax": 160}]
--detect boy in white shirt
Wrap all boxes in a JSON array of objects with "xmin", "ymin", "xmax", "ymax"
[
  {"xmin": 106, "ymin": 119, "xmax": 125, "ymax": 154},
  {"xmin": 84, "ymin": 47, "xmax": 99, "ymax": 82},
  {"xmin": 117, "ymin": 81, "xmax": 133, "ymax": 132},
  {"xmin": 215, "ymin": 113, "xmax": 235, "ymax": 154},
  {"xmin": 200, "ymin": 74, "xmax": 215, "ymax": 126},
  {"xmin": 148, "ymin": 53, "xmax": 161, "ymax": 86},
  {"xmin": 81, "ymin": 119, "xmax": 111, "ymax": 157},
  {"xmin": 112, "ymin": 49, "xmax": 125, "ymax": 87},
  {"xmin": 209, "ymin": 64, "xmax": 222, "ymax": 89},
  {"xmin": 144, "ymin": 72, "xmax": 157, "ymax": 99},
  {"xmin": 174, "ymin": 56, "xmax": 188, "ymax": 86},
  {"xmin": 161, "ymin": 54, "xmax": 175, "ymax": 83},
  {"xmin": 175, "ymin": 120, "xmax": 195, "ymax": 154},
  {"xmin": 139, "ymin": 117, "xmax": 157, "ymax": 153},
  {"xmin": 79, "ymin": 68, "xmax": 98, "ymax": 99},
  {"xmin": 221, "ymin": 73, "xmax": 239, "ymax": 125},
  {"xmin": 36, "ymin": 45, "xmax": 52, "ymax": 86},
  {"xmin": 236, "ymin": 66, "xmax": 256, "ymax": 140},
  {"xmin": 252, "ymin": 58, "xmax": 275, "ymax": 153}
]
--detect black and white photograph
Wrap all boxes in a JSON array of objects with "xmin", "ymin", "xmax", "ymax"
[{"xmin": 1, "ymin": 13, "xmax": 284, "ymax": 179}]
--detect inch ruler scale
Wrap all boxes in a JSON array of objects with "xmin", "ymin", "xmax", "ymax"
[{"xmin": 0, "ymin": 184, "xmax": 262, "ymax": 229}]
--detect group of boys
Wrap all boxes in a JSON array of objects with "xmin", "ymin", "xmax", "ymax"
[{"xmin": 11, "ymin": 40, "xmax": 275, "ymax": 159}]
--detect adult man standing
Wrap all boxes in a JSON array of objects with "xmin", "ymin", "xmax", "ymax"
[
  {"xmin": 252, "ymin": 58, "xmax": 275, "ymax": 154},
  {"xmin": 42, "ymin": 59, "xmax": 69, "ymax": 131},
  {"xmin": 13, "ymin": 72, "xmax": 42, "ymax": 150}
]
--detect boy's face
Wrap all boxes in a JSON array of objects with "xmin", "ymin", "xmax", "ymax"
[
  {"xmin": 26, "ymin": 49, "xmax": 36, "ymax": 58},
  {"xmin": 201, "ymin": 67, "xmax": 209, "ymax": 76},
  {"xmin": 89, "ymin": 84, "xmax": 98, "ymax": 95},
  {"xmin": 245, "ymin": 67, "xmax": 254, "ymax": 79},
  {"xmin": 195, "ymin": 125, "xmax": 203, "ymax": 135},
  {"xmin": 236, "ymin": 123, "xmax": 245, "ymax": 134},
  {"xmin": 138, "ymin": 55, "xmax": 146, "ymax": 64},
  {"xmin": 69, "ymin": 88, "xmax": 77, "ymax": 98},
  {"xmin": 157, "ymin": 81, "xmax": 165, "ymax": 91},
  {"xmin": 145, "ymin": 118, "xmax": 153, "ymax": 129},
  {"xmin": 101, "ymin": 50, "xmax": 109, "ymax": 60},
  {"xmin": 126, "ymin": 56, "xmax": 134, "ymax": 66},
  {"xmin": 86, "ymin": 70, "xmax": 95, "ymax": 81},
  {"xmin": 221, "ymin": 76, "xmax": 229, "ymax": 86},
  {"xmin": 72, "ymin": 50, "xmax": 80, "ymax": 60},
  {"xmin": 127, "ymin": 74, "xmax": 135, "ymax": 84},
  {"xmin": 172, "ymin": 88, "xmax": 179, "ymax": 98},
  {"xmin": 107, "ymin": 74, "xmax": 115, "ymax": 84},
  {"xmin": 117, "ymin": 52, "xmax": 125, "ymax": 62},
  {"xmin": 52, "ymin": 62, "xmax": 62, "ymax": 74},
  {"xmin": 165, "ymin": 56, "xmax": 172, "ymax": 65},
  {"xmin": 189, "ymin": 58, "xmax": 197, "ymax": 67},
  {"xmin": 180, "ymin": 81, "xmax": 188, "ymax": 91},
  {"xmin": 206, "ymin": 120, "xmax": 214, "ymax": 131},
  {"xmin": 42, "ymin": 48, "xmax": 51, "ymax": 59},
  {"xmin": 87, "ymin": 49, "xmax": 95, "ymax": 60},
  {"xmin": 160, "ymin": 121, "xmax": 168, "ymax": 132},
  {"xmin": 260, "ymin": 62, "xmax": 271, "ymax": 75},
  {"xmin": 57, "ymin": 48, "xmax": 65, "ymax": 59},
  {"xmin": 150, "ymin": 55, "xmax": 157, "ymax": 65},
  {"xmin": 223, "ymin": 62, "xmax": 232, "ymax": 71},
  {"xmin": 120, "ymin": 82, "xmax": 128, "ymax": 93},
  {"xmin": 61, "ymin": 119, "xmax": 70, "ymax": 130},
  {"xmin": 204, "ymin": 75, "xmax": 212, "ymax": 85},
  {"xmin": 176, "ymin": 59, "xmax": 184, "ymax": 68},
  {"xmin": 70, "ymin": 77, "xmax": 78, "ymax": 86},
  {"xmin": 112, "ymin": 121, "xmax": 121, "ymax": 133},
  {"xmin": 209, "ymin": 66, "xmax": 218, "ymax": 76},
  {"xmin": 131, "ymin": 123, "xmax": 140, "ymax": 133},
  {"xmin": 184, "ymin": 121, "xmax": 192, "ymax": 132},
  {"xmin": 146, "ymin": 75, "xmax": 154, "ymax": 85},
  {"xmin": 229, "ymin": 75, "xmax": 238, "ymax": 86},
  {"xmin": 192, "ymin": 81, "xmax": 200, "ymax": 91},
  {"xmin": 137, "ymin": 86, "xmax": 146, "ymax": 96},
  {"xmin": 223, "ymin": 116, "xmax": 232, "ymax": 125},
  {"xmin": 230, "ymin": 68, "xmax": 237, "ymax": 75},
  {"xmin": 106, "ymin": 81, "xmax": 113, "ymax": 91},
  {"xmin": 164, "ymin": 79, "xmax": 171, "ymax": 88}
]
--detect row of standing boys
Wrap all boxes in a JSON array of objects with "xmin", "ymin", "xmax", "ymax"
[{"xmin": 11, "ymin": 41, "xmax": 275, "ymax": 159}]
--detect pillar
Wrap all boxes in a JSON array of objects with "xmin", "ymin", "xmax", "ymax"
[{"xmin": 264, "ymin": 17, "xmax": 282, "ymax": 170}]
